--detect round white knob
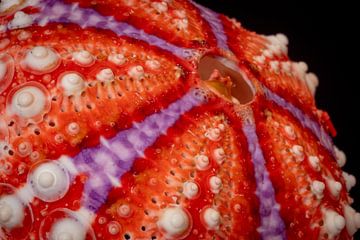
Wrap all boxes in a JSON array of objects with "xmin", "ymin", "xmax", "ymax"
[
  {"xmin": 213, "ymin": 148, "xmax": 225, "ymax": 164},
  {"xmin": 157, "ymin": 207, "xmax": 190, "ymax": 238},
  {"xmin": 311, "ymin": 180, "xmax": 325, "ymax": 199},
  {"xmin": 96, "ymin": 68, "xmax": 114, "ymax": 82},
  {"xmin": 205, "ymin": 128, "xmax": 220, "ymax": 141},
  {"xmin": 50, "ymin": 218, "xmax": 86, "ymax": 240},
  {"xmin": 67, "ymin": 122, "xmax": 80, "ymax": 136},
  {"xmin": 73, "ymin": 50, "xmax": 94, "ymax": 66},
  {"xmin": 0, "ymin": 195, "xmax": 25, "ymax": 229},
  {"xmin": 209, "ymin": 176, "xmax": 222, "ymax": 194},
  {"xmin": 203, "ymin": 208, "xmax": 220, "ymax": 229},
  {"xmin": 128, "ymin": 65, "xmax": 144, "ymax": 80},
  {"xmin": 29, "ymin": 161, "xmax": 70, "ymax": 202},
  {"xmin": 308, "ymin": 156, "xmax": 320, "ymax": 171},
  {"xmin": 284, "ymin": 125, "xmax": 296, "ymax": 140},
  {"xmin": 194, "ymin": 154, "xmax": 209, "ymax": 171},
  {"xmin": 183, "ymin": 181, "xmax": 199, "ymax": 199},
  {"xmin": 344, "ymin": 205, "xmax": 360, "ymax": 236},
  {"xmin": 334, "ymin": 147, "xmax": 346, "ymax": 167},
  {"xmin": 108, "ymin": 53, "xmax": 126, "ymax": 65},
  {"xmin": 60, "ymin": 72, "xmax": 85, "ymax": 96},
  {"xmin": 117, "ymin": 204, "xmax": 131, "ymax": 218},
  {"xmin": 291, "ymin": 145, "xmax": 304, "ymax": 162},
  {"xmin": 342, "ymin": 172, "xmax": 356, "ymax": 191},
  {"xmin": 38, "ymin": 171, "xmax": 56, "ymax": 188},
  {"xmin": 17, "ymin": 91, "xmax": 34, "ymax": 107},
  {"xmin": 327, "ymin": 179, "xmax": 342, "ymax": 198},
  {"xmin": 324, "ymin": 209, "xmax": 345, "ymax": 238},
  {"xmin": 23, "ymin": 46, "xmax": 59, "ymax": 72},
  {"xmin": 10, "ymin": 86, "xmax": 47, "ymax": 118}
]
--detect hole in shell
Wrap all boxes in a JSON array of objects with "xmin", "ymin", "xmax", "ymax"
[{"xmin": 198, "ymin": 55, "xmax": 255, "ymax": 105}]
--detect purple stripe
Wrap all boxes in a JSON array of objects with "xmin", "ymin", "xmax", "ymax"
[
  {"xmin": 71, "ymin": 89, "xmax": 205, "ymax": 211},
  {"xmin": 34, "ymin": 0, "xmax": 195, "ymax": 59},
  {"xmin": 192, "ymin": 1, "xmax": 229, "ymax": 50},
  {"xmin": 243, "ymin": 122, "xmax": 287, "ymax": 240},
  {"xmin": 263, "ymin": 87, "xmax": 335, "ymax": 156}
]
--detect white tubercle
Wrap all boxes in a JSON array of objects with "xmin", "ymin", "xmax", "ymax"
[
  {"xmin": 72, "ymin": 50, "xmax": 94, "ymax": 66},
  {"xmin": 50, "ymin": 218, "xmax": 86, "ymax": 240},
  {"xmin": 128, "ymin": 65, "xmax": 144, "ymax": 80},
  {"xmin": 269, "ymin": 61, "xmax": 279, "ymax": 72},
  {"xmin": 205, "ymin": 128, "xmax": 221, "ymax": 141},
  {"xmin": 0, "ymin": 195, "xmax": 25, "ymax": 229},
  {"xmin": 151, "ymin": 1, "xmax": 168, "ymax": 13},
  {"xmin": 96, "ymin": 68, "xmax": 114, "ymax": 82},
  {"xmin": 203, "ymin": 208, "xmax": 221, "ymax": 229},
  {"xmin": 60, "ymin": 72, "xmax": 86, "ymax": 96},
  {"xmin": 263, "ymin": 49, "xmax": 273, "ymax": 58},
  {"xmin": 67, "ymin": 122, "xmax": 80, "ymax": 136},
  {"xmin": 291, "ymin": 145, "xmax": 304, "ymax": 162},
  {"xmin": 344, "ymin": 205, "xmax": 360, "ymax": 236},
  {"xmin": 10, "ymin": 86, "xmax": 47, "ymax": 118},
  {"xmin": 217, "ymin": 123, "xmax": 225, "ymax": 131},
  {"xmin": 327, "ymin": 179, "xmax": 342, "ymax": 198},
  {"xmin": 108, "ymin": 53, "xmax": 126, "ymax": 65},
  {"xmin": 17, "ymin": 141, "xmax": 32, "ymax": 157},
  {"xmin": 145, "ymin": 60, "xmax": 160, "ymax": 70},
  {"xmin": 342, "ymin": 172, "xmax": 356, "ymax": 191},
  {"xmin": 308, "ymin": 156, "xmax": 321, "ymax": 171},
  {"xmin": 311, "ymin": 180, "xmax": 325, "ymax": 199},
  {"xmin": 334, "ymin": 146, "xmax": 346, "ymax": 167},
  {"xmin": 323, "ymin": 209, "xmax": 346, "ymax": 238},
  {"xmin": 292, "ymin": 61, "xmax": 308, "ymax": 81},
  {"xmin": 284, "ymin": 125, "xmax": 296, "ymax": 140},
  {"xmin": 23, "ymin": 46, "xmax": 59, "ymax": 72},
  {"xmin": 0, "ymin": 0, "xmax": 20, "ymax": 13},
  {"xmin": 194, "ymin": 154, "xmax": 209, "ymax": 171},
  {"xmin": 29, "ymin": 161, "xmax": 70, "ymax": 202},
  {"xmin": 305, "ymin": 72, "xmax": 319, "ymax": 96},
  {"xmin": 8, "ymin": 11, "xmax": 33, "ymax": 29},
  {"xmin": 254, "ymin": 55, "xmax": 265, "ymax": 64},
  {"xmin": 209, "ymin": 176, "xmax": 222, "ymax": 194},
  {"xmin": 157, "ymin": 207, "xmax": 190, "ymax": 238},
  {"xmin": 213, "ymin": 148, "xmax": 226, "ymax": 164},
  {"xmin": 276, "ymin": 33, "xmax": 289, "ymax": 46},
  {"xmin": 183, "ymin": 181, "xmax": 199, "ymax": 199},
  {"xmin": 117, "ymin": 204, "xmax": 131, "ymax": 218},
  {"xmin": 174, "ymin": 18, "xmax": 189, "ymax": 30},
  {"xmin": 281, "ymin": 61, "xmax": 291, "ymax": 75}
]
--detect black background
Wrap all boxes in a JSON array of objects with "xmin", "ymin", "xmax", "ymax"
[{"xmin": 196, "ymin": 0, "xmax": 359, "ymax": 238}]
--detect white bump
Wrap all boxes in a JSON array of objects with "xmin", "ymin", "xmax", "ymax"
[
  {"xmin": 50, "ymin": 218, "xmax": 86, "ymax": 240},
  {"xmin": 324, "ymin": 209, "xmax": 345, "ymax": 238},
  {"xmin": 205, "ymin": 128, "xmax": 221, "ymax": 141},
  {"xmin": 108, "ymin": 53, "xmax": 126, "ymax": 65},
  {"xmin": 291, "ymin": 145, "xmax": 304, "ymax": 162},
  {"xmin": 96, "ymin": 68, "xmax": 114, "ymax": 82},
  {"xmin": 284, "ymin": 125, "xmax": 296, "ymax": 140},
  {"xmin": 151, "ymin": 1, "xmax": 168, "ymax": 13},
  {"xmin": 107, "ymin": 221, "xmax": 120, "ymax": 235},
  {"xmin": 73, "ymin": 50, "xmax": 94, "ymax": 66},
  {"xmin": 157, "ymin": 207, "xmax": 190, "ymax": 238},
  {"xmin": 308, "ymin": 156, "xmax": 320, "ymax": 171},
  {"xmin": 305, "ymin": 72, "xmax": 319, "ymax": 96},
  {"xmin": 269, "ymin": 61, "xmax": 280, "ymax": 72},
  {"xmin": 145, "ymin": 60, "xmax": 160, "ymax": 70},
  {"xmin": 344, "ymin": 205, "xmax": 360, "ymax": 236},
  {"xmin": 23, "ymin": 46, "xmax": 59, "ymax": 72},
  {"xmin": 60, "ymin": 72, "xmax": 86, "ymax": 96},
  {"xmin": 342, "ymin": 172, "xmax": 356, "ymax": 191},
  {"xmin": 334, "ymin": 146, "xmax": 346, "ymax": 167},
  {"xmin": 213, "ymin": 148, "xmax": 225, "ymax": 164},
  {"xmin": 311, "ymin": 180, "xmax": 325, "ymax": 199},
  {"xmin": 209, "ymin": 176, "xmax": 222, "ymax": 194},
  {"xmin": 327, "ymin": 179, "xmax": 342, "ymax": 198},
  {"xmin": 217, "ymin": 123, "xmax": 225, "ymax": 131},
  {"xmin": 67, "ymin": 122, "xmax": 80, "ymax": 136},
  {"xmin": 183, "ymin": 181, "xmax": 199, "ymax": 199},
  {"xmin": 203, "ymin": 208, "xmax": 220, "ymax": 229},
  {"xmin": 253, "ymin": 55, "xmax": 265, "ymax": 64},
  {"xmin": 8, "ymin": 11, "xmax": 33, "ymax": 29},
  {"xmin": 293, "ymin": 61, "xmax": 308, "ymax": 81},
  {"xmin": 117, "ymin": 204, "xmax": 131, "ymax": 218},
  {"xmin": 174, "ymin": 18, "xmax": 189, "ymax": 30},
  {"xmin": 194, "ymin": 154, "xmax": 209, "ymax": 171},
  {"xmin": 0, "ymin": 195, "xmax": 25, "ymax": 229},
  {"xmin": 276, "ymin": 33, "xmax": 289, "ymax": 46},
  {"xmin": 10, "ymin": 86, "xmax": 47, "ymax": 118},
  {"xmin": 128, "ymin": 65, "xmax": 144, "ymax": 80},
  {"xmin": 281, "ymin": 61, "xmax": 291, "ymax": 74},
  {"xmin": 29, "ymin": 161, "xmax": 70, "ymax": 202},
  {"xmin": 263, "ymin": 49, "xmax": 273, "ymax": 58}
]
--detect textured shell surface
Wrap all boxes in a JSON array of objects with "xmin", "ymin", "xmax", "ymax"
[{"xmin": 0, "ymin": 0, "xmax": 358, "ymax": 240}]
